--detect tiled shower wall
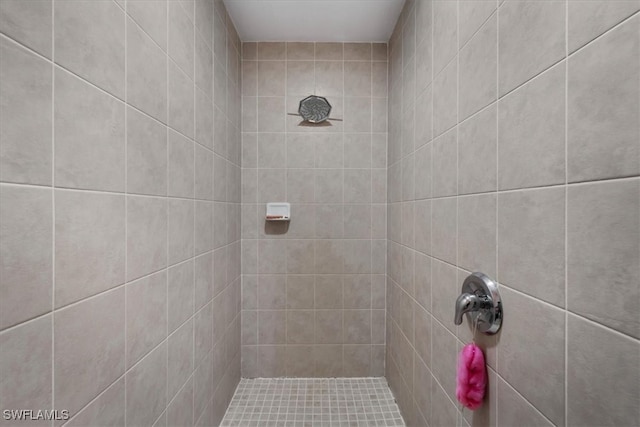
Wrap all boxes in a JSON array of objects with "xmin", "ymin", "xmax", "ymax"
[
  {"xmin": 0, "ymin": 0, "xmax": 241, "ymax": 425},
  {"xmin": 386, "ymin": 0, "xmax": 639, "ymax": 426},
  {"xmin": 240, "ymin": 42, "xmax": 389, "ymax": 377}
]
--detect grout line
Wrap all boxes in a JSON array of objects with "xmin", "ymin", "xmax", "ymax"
[
  {"xmin": 495, "ymin": 1, "xmax": 501, "ymax": 410},
  {"xmin": 564, "ymin": 0, "xmax": 570, "ymax": 424},
  {"xmin": 50, "ymin": 1, "xmax": 56, "ymax": 424},
  {"xmin": 123, "ymin": 2, "xmax": 130, "ymax": 422}
]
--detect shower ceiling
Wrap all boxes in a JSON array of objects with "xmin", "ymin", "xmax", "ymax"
[{"xmin": 223, "ymin": 0, "xmax": 405, "ymax": 42}]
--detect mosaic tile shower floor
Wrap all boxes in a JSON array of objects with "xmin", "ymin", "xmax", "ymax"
[{"xmin": 220, "ymin": 377, "xmax": 405, "ymax": 426}]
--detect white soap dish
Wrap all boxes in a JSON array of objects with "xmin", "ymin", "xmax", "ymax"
[{"xmin": 266, "ymin": 202, "xmax": 290, "ymax": 221}]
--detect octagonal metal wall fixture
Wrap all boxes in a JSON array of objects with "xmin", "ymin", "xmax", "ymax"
[{"xmin": 298, "ymin": 95, "xmax": 332, "ymax": 123}]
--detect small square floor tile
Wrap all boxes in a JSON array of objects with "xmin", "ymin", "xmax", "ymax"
[{"xmin": 220, "ymin": 377, "xmax": 405, "ymax": 426}]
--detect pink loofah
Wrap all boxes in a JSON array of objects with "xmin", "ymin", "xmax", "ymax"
[{"xmin": 456, "ymin": 343, "xmax": 487, "ymax": 410}]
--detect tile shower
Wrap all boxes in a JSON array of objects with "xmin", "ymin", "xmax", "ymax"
[
  {"xmin": 0, "ymin": 1, "xmax": 638, "ymax": 427},
  {"xmin": 240, "ymin": 41, "xmax": 389, "ymax": 378},
  {"xmin": 1, "ymin": 0, "xmax": 242, "ymax": 425}
]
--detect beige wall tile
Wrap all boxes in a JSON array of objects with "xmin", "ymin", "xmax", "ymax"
[
  {"xmin": 286, "ymin": 42, "xmax": 314, "ymax": 60},
  {"xmin": 55, "ymin": 1, "xmax": 125, "ymax": 98},
  {"xmin": 432, "ymin": 59, "xmax": 457, "ymax": 137},
  {"xmin": 66, "ymin": 378, "xmax": 125, "ymax": 427},
  {"xmin": 257, "ymin": 42, "xmax": 285, "ymax": 60},
  {"xmin": 567, "ymin": 16, "xmax": 639, "ymax": 183},
  {"xmin": 567, "ymin": 314, "xmax": 640, "ymax": 426},
  {"xmin": 126, "ymin": 342, "xmax": 167, "ymax": 427},
  {"xmin": 127, "ymin": 107, "xmax": 167, "ymax": 196},
  {"xmin": 567, "ymin": 179, "xmax": 640, "ymax": 338},
  {"xmin": 2, "ymin": 1, "xmax": 240, "ymax": 422},
  {"xmin": 0, "ymin": 185, "xmax": 52, "ymax": 329},
  {"xmin": 386, "ymin": 1, "xmax": 640, "ymax": 425},
  {"xmin": 55, "ymin": 288, "xmax": 125, "ymax": 419},
  {"xmin": 0, "ymin": 0, "xmax": 52, "ymax": 58},
  {"xmin": 286, "ymin": 345, "xmax": 315, "ymax": 376},
  {"xmin": 498, "ymin": 64, "xmax": 566, "ymax": 190},
  {"xmin": 498, "ymin": 1, "xmax": 566, "ymax": 95},
  {"xmin": 499, "ymin": 288, "xmax": 565, "ymax": 425},
  {"xmin": 0, "ymin": 39, "xmax": 52, "ymax": 185},
  {"xmin": 55, "ymin": 190, "xmax": 125, "ymax": 308},
  {"xmin": 315, "ymin": 43, "xmax": 343, "ymax": 60},
  {"xmin": 127, "ymin": 18, "xmax": 167, "ymax": 122},
  {"xmin": 499, "ymin": 187, "xmax": 566, "ymax": 307},
  {"xmin": 127, "ymin": 0, "xmax": 167, "ymax": 51},
  {"xmin": 0, "ymin": 315, "xmax": 52, "ymax": 425},
  {"xmin": 54, "ymin": 69, "xmax": 125, "ymax": 192}
]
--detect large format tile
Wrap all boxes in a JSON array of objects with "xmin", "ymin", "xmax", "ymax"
[
  {"xmin": 127, "ymin": 17, "xmax": 167, "ymax": 123},
  {"xmin": 414, "ymin": 143, "xmax": 431, "ymax": 200},
  {"xmin": 498, "ymin": 187, "xmax": 565, "ymax": 307},
  {"xmin": 258, "ymin": 61, "xmax": 285, "ymax": 96},
  {"xmin": 55, "ymin": 189, "xmax": 125, "ymax": 308},
  {"xmin": 127, "ymin": 0, "xmax": 168, "ymax": 51},
  {"xmin": 431, "ymin": 321, "xmax": 458, "ymax": 401},
  {"xmin": 54, "ymin": 0, "xmax": 125, "ymax": 98},
  {"xmin": 433, "ymin": 60, "xmax": 457, "ymax": 137},
  {"xmin": 194, "ymin": 302, "xmax": 213, "ymax": 366},
  {"xmin": 195, "ymin": 88, "xmax": 214, "ymax": 150},
  {"xmin": 432, "ymin": 130, "xmax": 457, "ymax": 198},
  {"xmin": 168, "ymin": 199, "xmax": 194, "ymax": 265},
  {"xmin": 194, "ymin": 201, "xmax": 213, "ymax": 255},
  {"xmin": 0, "ymin": 315, "xmax": 52, "ymax": 426},
  {"xmin": 0, "ymin": 185, "xmax": 52, "ymax": 330},
  {"xmin": 431, "ymin": 197, "xmax": 456, "ymax": 265},
  {"xmin": 459, "ymin": 14, "xmax": 497, "ymax": 121},
  {"xmin": 0, "ymin": 38, "xmax": 52, "ymax": 185},
  {"xmin": 498, "ymin": 287, "xmax": 565, "ymax": 426},
  {"xmin": 459, "ymin": 0, "xmax": 497, "ymax": 48},
  {"xmin": 568, "ymin": 0, "xmax": 640, "ymax": 52},
  {"xmin": 168, "ymin": 60, "xmax": 195, "ymax": 138},
  {"xmin": 567, "ymin": 15, "xmax": 639, "ymax": 183},
  {"xmin": 194, "ymin": 252, "xmax": 213, "ymax": 308},
  {"xmin": 498, "ymin": 64, "xmax": 565, "ymax": 190},
  {"xmin": 496, "ymin": 377, "xmax": 553, "ymax": 427},
  {"xmin": 430, "ymin": 381, "xmax": 457, "ymax": 427},
  {"xmin": 0, "ymin": 0, "xmax": 52, "ymax": 58},
  {"xmin": 54, "ymin": 288, "xmax": 125, "ymax": 420},
  {"xmin": 567, "ymin": 179, "xmax": 640, "ymax": 338},
  {"xmin": 126, "ymin": 195, "xmax": 168, "ymax": 281},
  {"xmin": 168, "ymin": 0, "xmax": 194, "ymax": 78},
  {"xmin": 194, "ymin": 143, "xmax": 213, "ymax": 200},
  {"xmin": 458, "ymin": 193, "xmax": 496, "ymax": 277},
  {"xmin": 167, "ymin": 130, "xmax": 195, "ymax": 198},
  {"xmin": 167, "ymin": 378, "xmax": 193, "ymax": 427},
  {"xmin": 430, "ymin": 259, "xmax": 457, "ymax": 330},
  {"xmin": 458, "ymin": 104, "xmax": 497, "ymax": 195},
  {"xmin": 126, "ymin": 271, "xmax": 167, "ymax": 367},
  {"xmin": 499, "ymin": 0, "xmax": 566, "ymax": 95},
  {"xmin": 126, "ymin": 341, "xmax": 167, "ymax": 427},
  {"xmin": 54, "ymin": 69, "xmax": 125, "ymax": 192},
  {"xmin": 65, "ymin": 378, "xmax": 125, "ymax": 427},
  {"xmin": 127, "ymin": 107, "xmax": 167, "ymax": 196},
  {"xmin": 168, "ymin": 260, "xmax": 194, "ymax": 333},
  {"xmin": 432, "ymin": 0, "xmax": 457, "ymax": 76},
  {"xmin": 567, "ymin": 314, "xmax": 640, "ymax": 426}
]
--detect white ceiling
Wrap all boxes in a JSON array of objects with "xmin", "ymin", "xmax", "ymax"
[{"xmin": 223, "ymin": 0, "xmax": 405, "ymax": 42}]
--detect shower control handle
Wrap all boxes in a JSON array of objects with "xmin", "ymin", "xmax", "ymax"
[
  {"xmin": 454, "ymin": 293, "xmax": 490, "ymax": 325},
  {"xmin": 454, "ymin": 272, "xmax": 503, "ymax": 335}
]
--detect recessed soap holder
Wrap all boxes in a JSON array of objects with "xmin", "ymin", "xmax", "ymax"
[{"xmin": 266, "ymin": 203, "xmax": 290, "ymax": 221}]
